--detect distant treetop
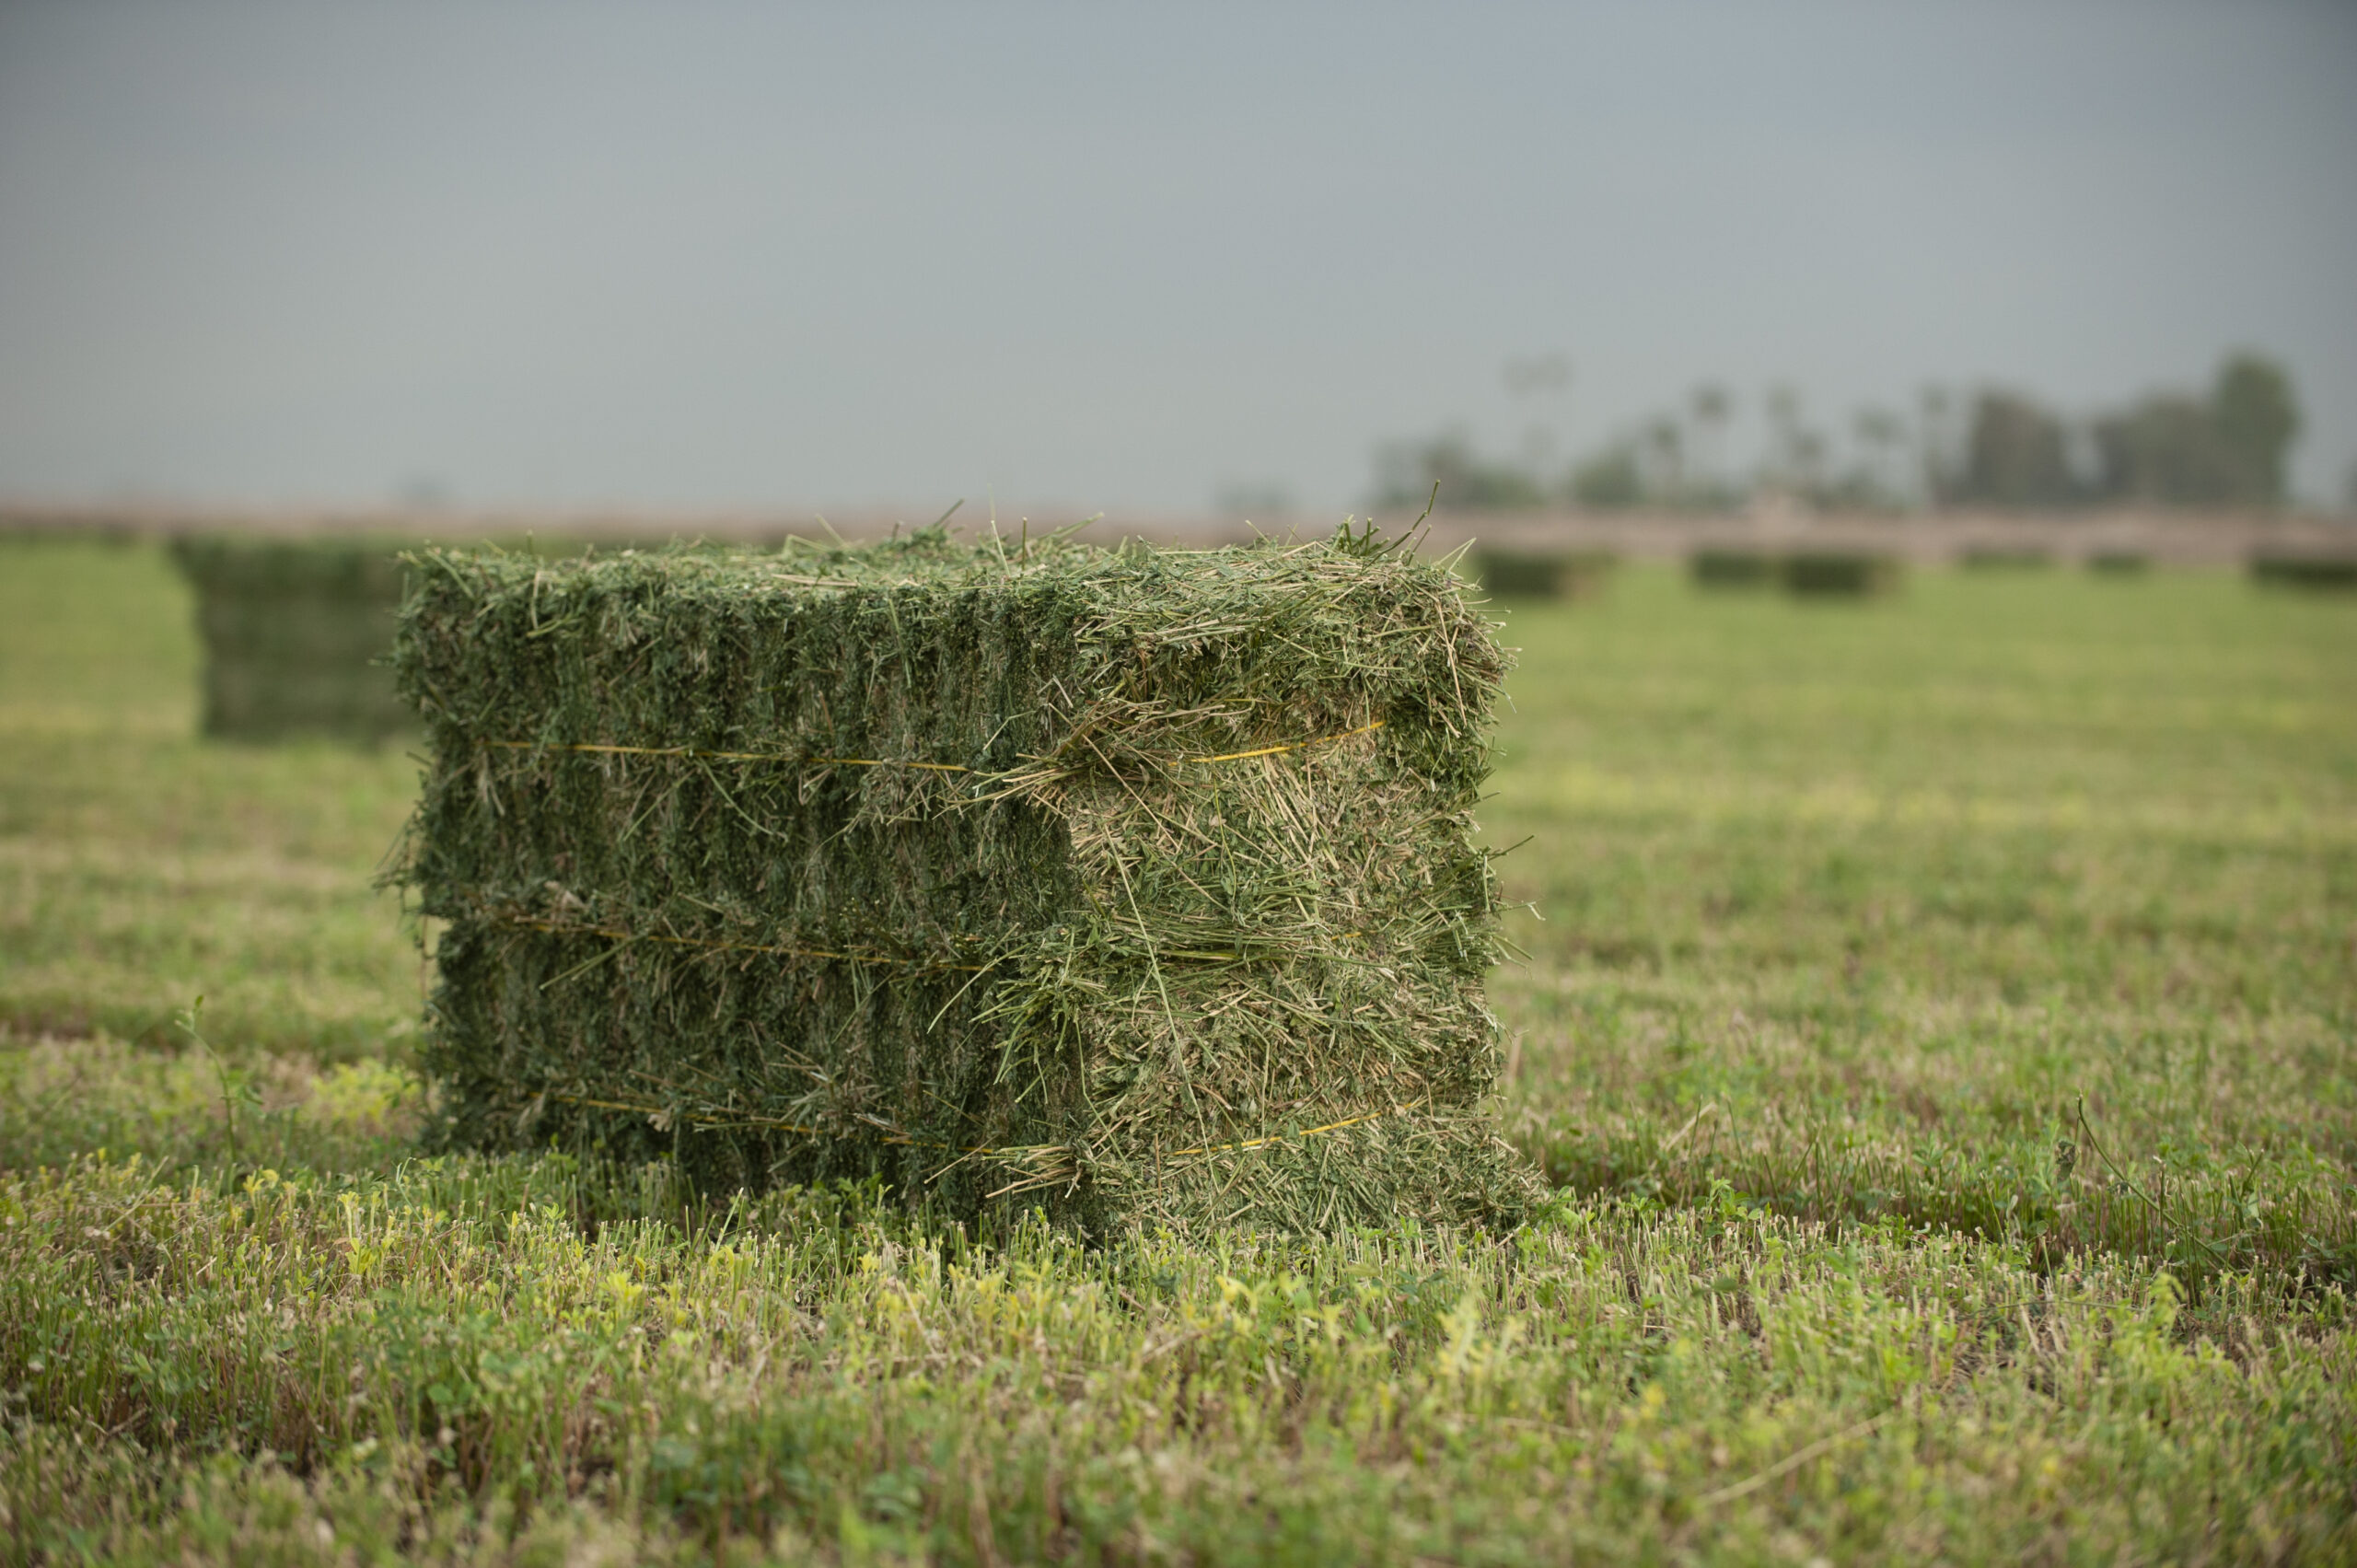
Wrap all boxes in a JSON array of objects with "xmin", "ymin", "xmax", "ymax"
[{"xmin": 1368, "ymin": 352, "xmax": 2304, "ymax": 515}]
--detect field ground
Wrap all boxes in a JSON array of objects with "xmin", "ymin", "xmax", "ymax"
[{"xmin": 1, "ymin": 536, "xmax": 2352, "ymax": 1563}]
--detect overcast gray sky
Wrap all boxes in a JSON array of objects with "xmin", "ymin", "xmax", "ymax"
[{"xmin": 2, "ymin": 1, "xmax": 2351, "ymax": 517}]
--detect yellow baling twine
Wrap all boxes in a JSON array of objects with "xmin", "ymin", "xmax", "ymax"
[
  {"xmin": 487, "ymin": 740, "xmax": 971, "ymax": 773},
  {"xmin": 481, "ymin": 719, "xmax": 1385, "ymax": 772},
  {"xmin": 505, "ymin": 914, "xmax": 1363, "ymax": 974},
  {"xmin": 549, "ymin": 1090, "xmax": 1428, "ymax": 1164},
  {"xmin": 1162, "ymin": 1100, "xmax": 1422, "ymax": 1158},
  {"xmin": 482, "ymin": 721, "xmax": 1385, "ymax": 970},
  {"xmin": 1177, "ymin": 720, "xmax": 1384, "ymax": 764}
]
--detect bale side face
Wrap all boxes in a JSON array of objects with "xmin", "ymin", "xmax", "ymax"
[{"xmin": 396, "ymin": 529, "xmax": 1539, "ymax": 1234}]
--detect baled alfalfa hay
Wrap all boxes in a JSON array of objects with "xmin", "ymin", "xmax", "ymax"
[
  {"xmin": 1470, "ymin": 547, "xmax": 1616, "ymax": 600},
  {"xmin": 1779, "ymin": 549, "xmax": 1901, "ymax": 598},
  {"xmin": 170, "ymin": 534, "xmax": 413, "ymax": 743},
  {"xmin": 2249, "ymin": 549, "xmax": 2357, "ymax": 590},
  {"xmin": 1689, "ymin": 546, "xmax": 1776, "ymax": 588},
  {"xmin": 393, "ymin": 523, "xmax": 1541, "ymax": 1235},
  {"xmin": 1956, "ymin": 546, "xmax": 2054, "ymax": 572}
]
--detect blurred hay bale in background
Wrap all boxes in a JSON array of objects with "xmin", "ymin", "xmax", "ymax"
[
  {"xmin": 1780, "ymin": 550, "xmax": 1901, "ymax": 598},
  {"xmin": 394, "ymin": 525, "xmax": 1539, "ymax": 1235},
  {"xmin": 2086, "ymin": 550, "xmax": 2152, "ymax": 575},
  {"xmin": 2249, "ymin": 548, "xmax": 2357, "ymax": 591},
  {"xmin": 1470, "ymin": 547, "xmax": 1616, "ymax": 600},
  {"xmin": 169, "ymin": 535, "xmax": 412, "ymax": 744},
  {"xmin": 1958, "ymin": 546, "xmax": 2053, "ymax": 571},
  {"xmin": 1689, "ymin": 547, "xmax": 1777, "ymax": 588}
]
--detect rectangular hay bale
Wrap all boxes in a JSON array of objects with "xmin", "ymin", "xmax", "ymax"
[
  {"xmin": 1779, "ymin": 550, "xmax": 1901, "ymax": 598},
  {"xmin": 2249, "ymin": 550, "xmax": 2357, "ymax": 590},
  {"xmin": 1689, "ymin": 547, "xmax": 1776, "ymax": 588},
  {"xmin": 1957, "ymin": 547, "xmax": 2053, "ymax": 571},
  {"xmin": 171, "ymin": 535, "xmax": 413, "ymax": 743},
  {"xmin": 394, "ymin": 526, "xmax": 1541, "ymax": 1235},
  {"xmin": 1470, "ymin": 548, "xmax": 1616, "ymax": 600}
]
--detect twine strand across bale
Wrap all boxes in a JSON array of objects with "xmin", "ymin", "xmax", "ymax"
[
  {"xmin": 478, "ymin": 717, "xmax": 1387, "ymax": 779},
  {"xmin": 393, "ymin": 521, "xmax": 1539, "ymax": 1234},
  {"xmin": 501, "ymin": 911, "xmax": 1374, "ymax": 974},
  {"xmin": 508, "ymin": 917, "xmax": 1000, "ymax": 975}
]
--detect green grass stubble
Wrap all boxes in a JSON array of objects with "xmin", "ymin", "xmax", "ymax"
[{"xmin": 2, "ymin": 538, "xmax": 2354, "ymax": 1562}]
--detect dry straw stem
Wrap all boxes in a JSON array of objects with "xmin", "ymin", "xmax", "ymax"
[
  {"xmin": 1694, "ymin": 1409, "xmax": 1899, "ymax": 1507},
  {"xmin": 393, "ymin": 518, "xmax": 1540, "ymax": 1235}
]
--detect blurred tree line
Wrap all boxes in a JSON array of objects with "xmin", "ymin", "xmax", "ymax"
[
  {"xmin": 1374, "ymin": 353, "xmax": 2304, "ymax": 513},
  {"xmin": 1947, "ymin": 355, "xmax": 2297, "ymax": 509}
]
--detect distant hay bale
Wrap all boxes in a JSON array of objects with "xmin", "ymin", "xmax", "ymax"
[
  {"xmin": 2085, "ymin": 551, "xmax": 2151, "ymax": 575},
  {"xmin": 1471, "ymin": 547, "xmax": 1615, "ymax": 599},
  {"xmin": 1780, "ymin": 551, "xmax": 1901, "ymax": 598},
  {"xmin": 393, "ymin": 526, "xmax": 1541, "ymax": 1236},
  {"xmin": 1958, "ymin": 547, "xmax": 2053, "ymax": 570},
  {"xmin": 169, "ymin": 535, "xmax": 412, "ymax": 743},
  {"xmin": 2249, "ymin": 549, "xmax": 2357, "ymax": 591},
  {"xmin": 1689, "ymin": 547, "xmax": 1776, "ymax": 588}
]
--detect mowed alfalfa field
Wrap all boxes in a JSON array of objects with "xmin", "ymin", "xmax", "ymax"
[{"xmin": 1, "ymin": 534, "xmax": 2352, "ymax": 1565}]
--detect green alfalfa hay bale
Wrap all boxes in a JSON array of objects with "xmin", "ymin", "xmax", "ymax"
[
  {"xmin": 169, "ymin": 534, "xmax": 415, "ymax": 743},
  {"xmin": 2249, "ymin": 549, "xmax": 2357, "ymax": 590},
  {"xmin": 392, "ymin": 523, "xmax": 1541, "ymax": 1237},
  {"xmin": 1471, "ymin": 548, "xmax": 1616, "ymax": 599},
  {"xmin": 1779, "ymin": 550, "xmax": 1901, "ymax": 598},
  {"xmin": 1689, "ymin": 547, "xmax": 1776, "ymax": 588},
  {"xmin": 1958, "ymin": 546, "xmax": 2053, "ymax": 570}
]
